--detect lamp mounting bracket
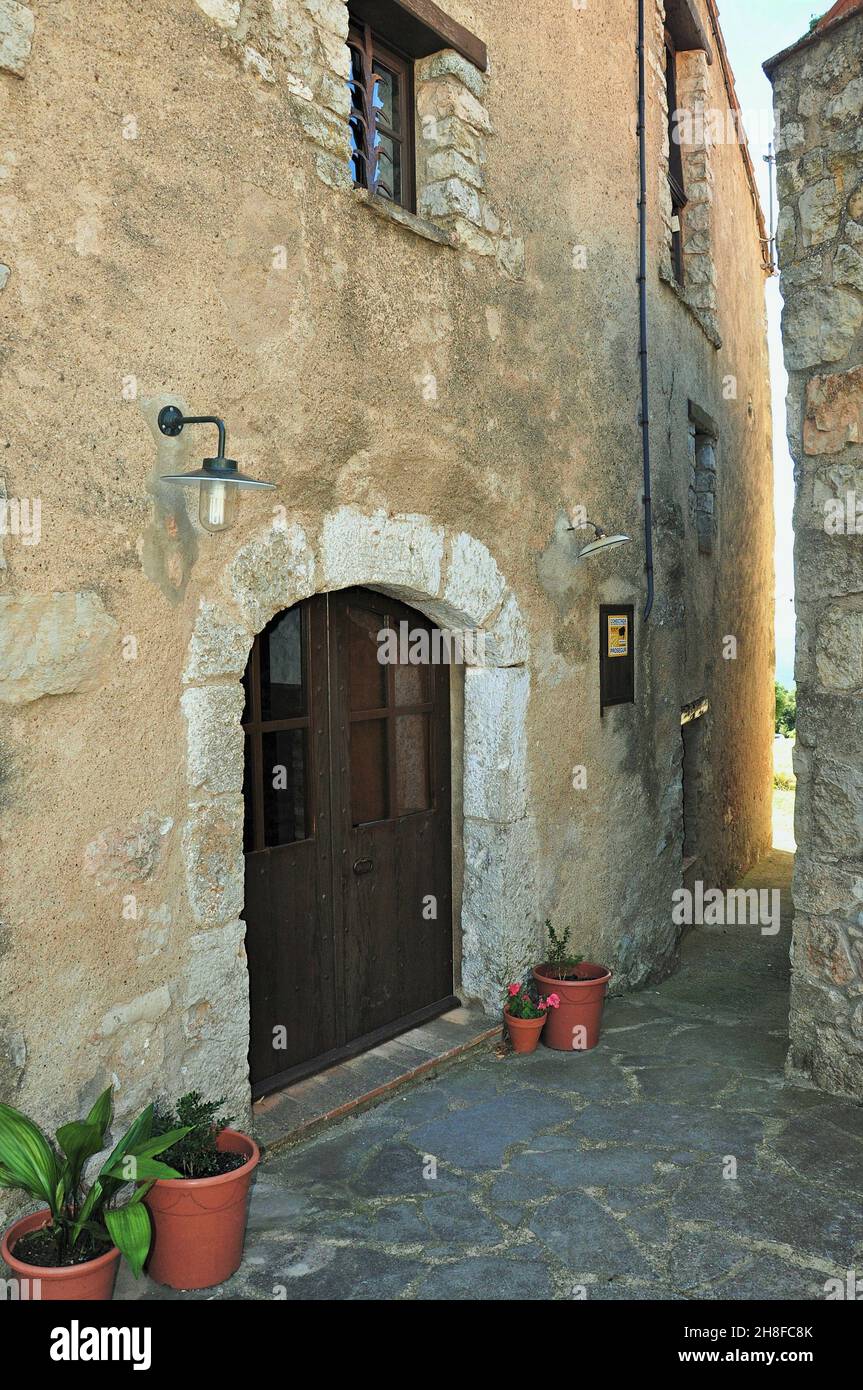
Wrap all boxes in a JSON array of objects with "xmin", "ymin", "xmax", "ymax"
[{"xmin": 157, "ymin": 406, "xmax": 227, "ymax": 459}]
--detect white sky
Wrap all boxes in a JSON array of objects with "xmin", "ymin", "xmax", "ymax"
[{"xmin": 714, "ymin": 0, "xmax": 820, "ymax": 687}]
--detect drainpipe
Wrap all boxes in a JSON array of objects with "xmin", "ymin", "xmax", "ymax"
[{"xmin": 636, "ymin": 0, "xmax": 655, "ymax": 621}]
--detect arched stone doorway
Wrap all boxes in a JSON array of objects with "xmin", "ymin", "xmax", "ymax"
[
  {"xmin": 242, "ymin": 587, "xmax": 457, "ymax": 1097},
  {"xmin": 178, "ymin": 508, "xmax": 535, "ymax": 1113}
]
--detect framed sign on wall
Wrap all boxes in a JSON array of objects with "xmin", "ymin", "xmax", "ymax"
[{"xmin": 600, "ymin": 604, "xmax": 635, "ymax": 713}]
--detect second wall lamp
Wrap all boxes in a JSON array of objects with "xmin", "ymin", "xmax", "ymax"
[
  {"xmin": 568, "ymin": 519, "xmax": 631, "ymax": 560},
  {"xmin": 158, "ymin": 406, "xmax": 276, "ymax": 533}
]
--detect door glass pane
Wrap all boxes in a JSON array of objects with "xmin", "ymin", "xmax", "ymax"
[
  {"xmin": 261, "ymin": 608, "xmax": 304, "ymax": 721},
  {"xmin": 394, "ymin": 654, "xmax": 430, "ymax": 706},
  {"xmin": 349, "ymin": 605, "xmax": 387, "ymax": 710},
  {"xmin": 395, "ymin": 714, "xmax": 430, "ymax": 815},
  {"xmin": 351, "ymin": 719, "xmax": 388, "ymax": 825},
  {"xmin": 262, "ymin": 729, "xmax": 307, "ymax": 846}
]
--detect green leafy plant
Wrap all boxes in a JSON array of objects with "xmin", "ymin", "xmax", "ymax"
[
  {"xmin": 775, "ymin": 681, "xmax": 796, "ymax": 736},
  {"xmin": 152, "ymin": 1092, "xmax": 235, "ymax": 1180},
  {"xmin": 545, "ymin": 919, "xmax": 584, "ymax": 981},
  {"xmin": 504, "ymin": 983, "xmax": 560, "ymax": 1019},
  {"xmin": 0, "ymin": 1087, "xmax": 190, "ymax": 1275}
]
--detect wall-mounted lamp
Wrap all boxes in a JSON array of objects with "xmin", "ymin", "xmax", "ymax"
[
  {"xmin": 568, "ymin": 519, "xmax": 632, "ymax": 560},
  {"xmin": 158, "ymin": 406, "xmax": 275, "ymax": 533}
]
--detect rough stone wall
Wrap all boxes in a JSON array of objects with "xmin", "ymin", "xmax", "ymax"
[
  {"xmin": 687, "ymin": 425, "xmax": 718, "ymax": 556},
  {"xmin": 654, "ymin": 2, "xmax": 721, "ymax": 347},
  {"xmin": 0, "ymin": 0, "xmax": 772, "ymax": 1144},
  {"xmin": 768, "ymin": 11, "xmax": 863, "ymax": 1101},
  {"xmin": 414, "ymin": 49, "xmax": 523, "ymax": 276}
]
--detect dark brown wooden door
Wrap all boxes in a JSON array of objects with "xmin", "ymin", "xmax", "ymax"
[{"xmin": 243, "ymin": 589, "xmax": 455, "ymax": 1098}]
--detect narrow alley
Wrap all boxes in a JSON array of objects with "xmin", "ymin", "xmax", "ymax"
[{"xmin": 118, "ymin": 849, "xmax": 863, "ymax": 1302}]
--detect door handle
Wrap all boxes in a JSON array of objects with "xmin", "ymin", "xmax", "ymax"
[{"xmin": 353, "ymin": 858, "xmax": 373, "ymax": 875}]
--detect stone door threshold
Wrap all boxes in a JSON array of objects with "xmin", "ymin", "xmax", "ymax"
[{"xmin": 251, "ymin": 1005, "xmax": 499, "ymax": 1157}]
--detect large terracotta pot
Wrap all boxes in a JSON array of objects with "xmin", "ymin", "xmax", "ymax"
[
  {"xmin": 144, "ymin": 1128, "xmax": 260, "ymax": 1290},
  {"xmin": 532, "ymin": 963, "xmax": 612, "ymax": 1051},
  {"xmin": 1, "ymin": 1210, "xmax": 121, "ymax": 1300},
  {"xmin": 503, "ymin": 1007, "xmax": 547, "ymax": 1054}
]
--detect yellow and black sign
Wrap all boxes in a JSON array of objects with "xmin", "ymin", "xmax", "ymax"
[
  {"xmin": 607, "ymin": 614, "xmax": 629, "ymax": 658},
  {"xmin": 599, "ymin": 604, "xmax": 635, "ymax": 713}
]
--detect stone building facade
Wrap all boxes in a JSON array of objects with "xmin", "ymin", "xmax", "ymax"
[
  {"xmin": 0, "ymin": 0, "xmax": 772, "ymax": 1132},
  {"xmin": 766, "ymin": 0, "xmax": 863, "ymax": 1102}
]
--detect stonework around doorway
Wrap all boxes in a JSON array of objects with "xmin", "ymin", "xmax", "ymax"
[{"xmin": 178, "ymin": 506, "xmax": 533, "ymax": 1113}]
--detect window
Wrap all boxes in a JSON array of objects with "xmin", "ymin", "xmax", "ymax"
[
  {"xmin": 348, "ymin": 18, "xmax": 416, "ymax": 211},
  {"xmin": 688, "ymin": 402, "xmax": 718, "ymax": 555},
  {"xmin": 665, "ymin": 30, "xmax": 687, "ymax": 285}
]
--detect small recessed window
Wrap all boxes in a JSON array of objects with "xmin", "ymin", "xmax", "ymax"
[{"xmin": 348, "ymin": 18, "xmax": 416, "ymax": 212}]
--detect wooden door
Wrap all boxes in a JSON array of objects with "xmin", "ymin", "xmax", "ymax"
[{"xmin": 243, "ymin": 589, "xmax": 456, "ymax": 1098}]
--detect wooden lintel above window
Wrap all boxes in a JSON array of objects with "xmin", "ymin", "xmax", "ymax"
[
  {"xmin": 347, "ymin": 0, "xmax": 488, "ymax": 71},
  {"xmin": 664, "ymin": 0, "xmax": 714, "ymax": 63},
  {"xmin": 688, "ymin": 400, "xmax": 719, "ymax": 436}
]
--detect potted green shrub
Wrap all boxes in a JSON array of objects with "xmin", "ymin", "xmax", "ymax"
[
  {"xmin": 0, "ymin": 1087, "xmax": 190, "ymax": 1300},
  {"xmin": 503, "ymin": 982, "xmax": 559, "ymax": 1053},
  {"xmin": 533, "ymin": 919, "xmax": 612, "ymax": 1051},
  {"xmin": 143, "ymin": 1092, "xmax": 260, "ymax": 1290}
]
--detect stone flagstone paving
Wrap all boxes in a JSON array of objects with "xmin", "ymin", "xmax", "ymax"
[{"xmin": 118, "ymin": 849, "xmax": 863, "ymax": 1301}]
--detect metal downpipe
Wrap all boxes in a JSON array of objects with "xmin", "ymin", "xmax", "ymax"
[{"xmin": 637, "ymin": 0, "xmax": 655, "ymax": 621}]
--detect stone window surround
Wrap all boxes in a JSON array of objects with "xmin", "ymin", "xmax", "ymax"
[
  {"xmin": 196, "ymin": 0, "xmax": 524, "ymax": 278},
  {"xmin": 687, "ymin": 399, "xmax": 718, "ymax": 554},
  {"xmin": 177, "ymin": 502, "xmax": 536, "ymax": 1112},
  {"xmin": 653, "ymin": 0, "xmax": 722, "ymax": 349}
]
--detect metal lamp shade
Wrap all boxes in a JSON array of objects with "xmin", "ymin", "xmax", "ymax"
[
  {"xmin": 159, "ymin": 460, "xmax": 276, "ymax": 490},
  {"xmin": 578, "ymin": 532, "xmax": 631, "ymax": 559},
  {"xmin": 160, "ymin": 459, "xmax": 276, "ymax": 533}
]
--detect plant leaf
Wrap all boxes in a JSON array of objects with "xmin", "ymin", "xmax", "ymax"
[
  {"xmin": 56, "ymin": 1121, "xmax": 103, "ymax": 1193},
  {"xmin": 0, "ymin": 1104, "xmax": 60, "ymax": 1210},
  {"xmin": 71, "ymin": 1178, "xmax": 105, "ymax": 1244},
  {"xmin": 85, "ymin": 1086, "xmax": 114, "ymax": 1142},
  {"xmin": 127, "ymin": 1126, "xmax": 192, "ymax": 1162},
  {"xmin": 126, "ymin": 1179, "xmax": 155, "ymax": 1205},
  {"xmin": 105, "ymin": 1201, "xmax": 152, "ymax": 1279},
  {"xmin": 97, "ymin": 1103, "xmax": 154, "ymax": 1184},
  {"xmin": 105, "ymin": 1155, "xmax": 184, "ymax": 1182}
]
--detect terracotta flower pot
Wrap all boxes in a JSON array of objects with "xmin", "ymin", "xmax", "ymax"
[
  {"xmin": 1, "ymin": 1210, "xmax": 121, "ymax": 1300},
  {"xmin": 503, "ymin": 1006, "xmax": 547, "ymax": 1054},
  {"xmin": 532, "ymin": 962, "xmax": 612, "ymax": 1051},
  {"xmin": 144, "ymin": 1128, "xmax": 260, "ymax": 1290}
]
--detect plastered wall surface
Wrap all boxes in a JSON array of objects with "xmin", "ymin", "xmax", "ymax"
[{"xmin": 0, "ymin": 0, "xmax": 772, "ymax": 1134}]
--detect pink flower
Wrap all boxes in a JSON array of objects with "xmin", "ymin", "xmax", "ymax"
[
  {"xmin": 537, "ymin": 1000, "xmax": 548, "ymax": 1012},
  {"xmin": 508, "ymin": 983, "xmax": 521, "ymax": 996},
  {"xmin": 546, "ymin": 993, "xmax": 561, "ymax": 1009}
]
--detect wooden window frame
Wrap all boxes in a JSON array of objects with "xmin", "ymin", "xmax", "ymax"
[
  {"xmin": 664, "ymin": 30, "xmax": 687, "ymax": 286},
  {"xmin": 348, "ymin": 19, "xmax": 417, "ymax": 213}
]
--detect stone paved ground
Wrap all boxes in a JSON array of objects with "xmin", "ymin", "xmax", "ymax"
[{"xmin": 119, "ymin": 849, "xmax": 863, "ymax": 1301}]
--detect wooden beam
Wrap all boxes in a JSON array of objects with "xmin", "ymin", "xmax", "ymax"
[
  {"xmin": 348, "ymin": 0, "xmax": 487, "ymax": 71},
  {"xmin": 395, "ymin": 0, "xmax": 487, "ymax": 69},
  {"xmin": 664, "ymin": 0, "xmax": 713, "ymax": 63}
]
